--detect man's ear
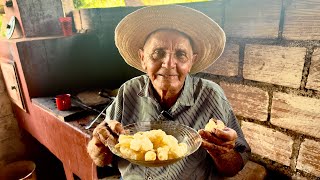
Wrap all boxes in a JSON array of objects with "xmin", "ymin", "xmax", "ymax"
[
  {"xmin": 192, "ymin": 53, "xmax": 198, "ymax": 64},
  {"xmin": 139, "ymin": 49, "xmax": 147, "ymax": 70}
]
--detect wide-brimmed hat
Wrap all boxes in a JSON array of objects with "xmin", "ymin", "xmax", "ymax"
[{"xmin": 115, "ymin": 5, "xmax": 226, "ymax": 74}]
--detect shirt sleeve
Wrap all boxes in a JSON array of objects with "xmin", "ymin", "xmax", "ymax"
[{"xmin": 227, "ymin": 109, "xmax": 251, "ymax": 164}]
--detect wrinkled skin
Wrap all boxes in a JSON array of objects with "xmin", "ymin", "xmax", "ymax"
[{"xmin": 139, "ymin": 29, "xmax": 196, "ymax": 109}]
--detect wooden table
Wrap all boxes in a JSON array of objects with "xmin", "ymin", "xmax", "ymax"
[{"xmin": 13, "ymin": 97, "xmax": 108, "ymax": 180}]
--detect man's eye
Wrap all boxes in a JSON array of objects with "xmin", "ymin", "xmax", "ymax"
[
  {"xmin": 176, "ymin": 50, "xmax": 187, "ymax": 60},
  {"xmin": 176, "ymin": 51, "xmax": 186, "ymax": 57},
  {"xmin": 151, "ymin": 49, "xmax": 166, "ymax": 60}
]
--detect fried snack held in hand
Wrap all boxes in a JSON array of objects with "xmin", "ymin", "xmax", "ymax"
[{"xmin": 205, "ymin": 118, "xmax": 225, "ymax": 132}]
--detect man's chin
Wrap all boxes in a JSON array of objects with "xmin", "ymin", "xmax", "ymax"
[{"xmin": 155, "ymin": 82, "xmax": 182, "ymax": 92}]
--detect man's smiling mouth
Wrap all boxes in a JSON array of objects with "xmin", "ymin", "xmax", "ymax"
[
  {"xmin": 157, "ymin": 73, "xmax": 178, "ymax": 77},
  {"xmin": 157, "ymin": 74, "xmax": 179, "ymax": 78}
]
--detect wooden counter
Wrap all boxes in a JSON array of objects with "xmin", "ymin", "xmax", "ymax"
[{"xmin": 13, "ymin": 98, "xmax": 101, "ymax": 180}]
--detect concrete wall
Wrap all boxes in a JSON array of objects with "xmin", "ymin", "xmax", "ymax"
[{"xmin": 0, "ymin": 68, "xmax": 25, "ymax": 167}]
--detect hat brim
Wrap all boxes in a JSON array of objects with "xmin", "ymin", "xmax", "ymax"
[{"xmin": 115, "ymin": 5, "xmax": 226, "ymax": 74}]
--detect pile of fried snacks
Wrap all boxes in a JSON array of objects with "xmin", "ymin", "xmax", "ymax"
[{"xmin": 115, "ymin": 129, "xmax": 188, "ymax": 161}]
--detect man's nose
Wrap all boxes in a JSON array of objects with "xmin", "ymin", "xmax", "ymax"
[{"xmin": 162, "ymin": 53, "xmax": 176, "ymax": 69}]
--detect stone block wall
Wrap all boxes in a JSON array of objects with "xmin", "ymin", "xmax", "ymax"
[{"xmin": 201, "ymin": 0, "xmax": 320, "ymax": 178}]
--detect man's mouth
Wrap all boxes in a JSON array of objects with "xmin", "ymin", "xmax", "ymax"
[
  {"xmin": 158, "ymin": 74, "xmax": 177, "ymax": 77},
  {"xmin": 158, "ymin": 74, "xmax": 179, "ymax": 79}
]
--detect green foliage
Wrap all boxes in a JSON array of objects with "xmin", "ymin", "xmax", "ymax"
[
  {"xmin": 0, "ymin": 15, "xmax": 4, "ymax": 38},
  {"xmin": 73, "ymin": 0, "xmax": 125, "ymax": 9},
  {"xmin": 73, "ymin": 0, "xmax": 208, "ymax": 9}
]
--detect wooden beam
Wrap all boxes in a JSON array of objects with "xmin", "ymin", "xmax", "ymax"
[
  {"xmin": 0, "ymin": 5, "xmax": 4, "ymax": 14},
  {"xmin": 61, "ymin": 0, "xmax": 74, "ymax": 16}
]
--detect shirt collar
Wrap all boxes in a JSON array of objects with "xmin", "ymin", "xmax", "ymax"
[
  {"xmin": 137, "ymin": 75, "xmax": 155, "ymax": 99},
  {"xmin": 138, "ymin": 75, "xmax": 194, "ymax": 107}
]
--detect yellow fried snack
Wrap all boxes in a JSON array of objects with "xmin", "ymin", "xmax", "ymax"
[
  {"xmin": 145, "ymin": 151, "xmax": 157, "ymax": 161},
  {"xmin": 115, "ymin": 135, "xmax": 133, "ymax": 148},
  {"xmin": 119, "ymin": 146, "xmax": 144, "ymax": 160},
  {"xmin": 157, "ymin": 146, "xmax": 170, "ymax": 160},
  {"xmin": 115, "ymin": 129, "xmax": 188, "ymax": 161},
  {"xmin": 129, "ymin": 133, "xmax": 153, "ymax": 152},
  {"xmin": 144, "ymin": 129, "xmax": 166, "ymax": 148},
  {"xmin": 204, "ymin": 118, "xmax": 225, "ymax": 132}
]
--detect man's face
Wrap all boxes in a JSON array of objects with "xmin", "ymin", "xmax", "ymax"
[{"xmin": 139, "ymin": 30, "xmax": 196, "ymax": 94}]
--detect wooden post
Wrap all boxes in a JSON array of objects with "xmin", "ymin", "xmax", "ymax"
[
  {"xmin": 0, "ymin": 5, "xmax": 4, "ymax": 14},
  {"xmin": 61, "ymin": 0, "xmax": 75, "ymax": 17}
]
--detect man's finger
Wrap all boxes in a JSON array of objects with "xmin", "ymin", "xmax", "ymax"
[
  {"xmin": 107, "ymin": 120, "xmax": 125, "ymax": 134},
  {"xmin": 201, "ymin": 139, "xmax": 230, "ymax": 155},
  {"xmin": 198, "ymin": 129, "xmax": 225, "ymax": 145},
  {"xmin": 215, "ymin": 128, "xmax": 238, "ymax": 141},
  {"xmin": 93, "ymin": 122, "xmax": 112, "ymax": 141}
]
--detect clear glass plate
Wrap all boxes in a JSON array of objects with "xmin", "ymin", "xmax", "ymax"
[{"xmin": 107, "ymin": 121, "xmax": 202, "ymax": 167}]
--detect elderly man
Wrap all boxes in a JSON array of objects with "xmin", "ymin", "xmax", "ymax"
[{"xmin": 87, "ymin": 5, "xmax": 251, "ymax": 180}]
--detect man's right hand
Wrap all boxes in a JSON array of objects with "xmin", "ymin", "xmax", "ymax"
[{"xmin": 87, "ymin": 120, "xmax": 125, "ymax": 167}]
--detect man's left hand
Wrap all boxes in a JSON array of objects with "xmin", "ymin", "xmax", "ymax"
[{"xmin": 198, "ymin": 126, "xmax": 237, "ymax": 156}]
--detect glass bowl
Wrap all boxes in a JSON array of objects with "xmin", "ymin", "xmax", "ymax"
[{"xmin": 107, "ymin": 121, "xmax": 202, "ymax": 167}]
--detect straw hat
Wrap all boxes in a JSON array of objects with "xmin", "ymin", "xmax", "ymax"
[{"xmin": 115, "ymin": 5, "xmax": 226, "ymax": 74}]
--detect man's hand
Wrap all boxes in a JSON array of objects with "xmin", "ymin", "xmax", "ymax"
[
  {"xmin": 198, "ymin": 120, "xmax": 243, "ymax": 176},
  {"xmin": 198, "ymin": 120, "xmax": 237, "ymax": 156},
  {"xmin": 87, "ymin": 120, "xmax": 125, "ymax": 167},
  {"xmin": 94, "ymin": 120, "xmax": 126, "ymax": 145}
]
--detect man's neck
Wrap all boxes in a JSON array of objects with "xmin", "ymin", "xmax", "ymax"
[{"xmin": 154, "ymin": 89, "xmax": 181, "ymax": 110}]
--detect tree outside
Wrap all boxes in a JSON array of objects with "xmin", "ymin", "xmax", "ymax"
[{"xmin": 0, "ymin": 15, "xmax": 5, "ymax": 38}]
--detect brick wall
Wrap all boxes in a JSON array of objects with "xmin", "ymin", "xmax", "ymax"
[
  {"xmin": 201, "ymin": 0, "xmax": 320, "ymax": 179},
  {"xmin": 0, "ymin": 68, "xmax": 25, "ymax": 167}
]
